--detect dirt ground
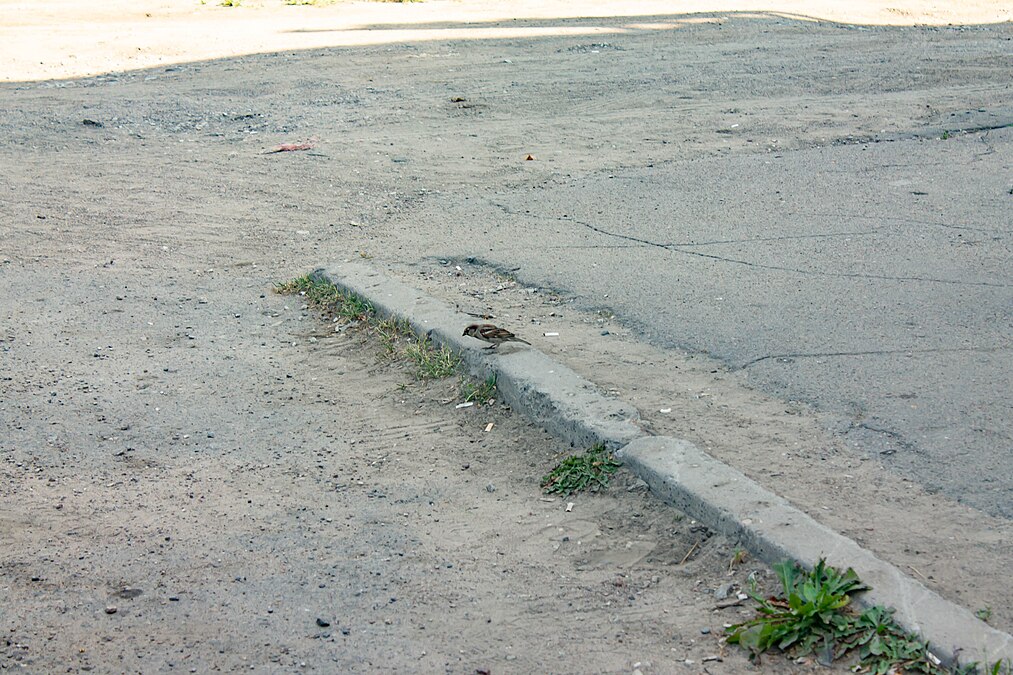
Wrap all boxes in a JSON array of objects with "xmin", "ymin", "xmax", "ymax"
[
  {"xmin": 1, "ymin": 266, "xmax": 807, "ymax": 673},
  {"xmin": 1, "ymin": 0, "xmax": 1011, "ymax": 671}
]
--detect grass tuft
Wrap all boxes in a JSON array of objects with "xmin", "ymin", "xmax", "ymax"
[
  {"xmin": 461, "ymin": 374, "xmax": 497, "ymax": 404},
  {"xmin": 729, "ymin": 546, "xmax": 748, "ymax": 571},
  {"xmin": 541, "ymin": 444, "xmax": 621, "ymax": 496},
  {"xmin": 274, "ymin": 274, "xmax": 373, "ymax": 322},
  {"xmin": 277, "ymin": 275, "xmax": 462, "ymax": 379},
  {"xmin": 374, "ymin": 316, "xmax": 412, "ymax": 357},
  {"xmin": 403, "ymin": 337, "xmax": 460, "ymax": 380}
]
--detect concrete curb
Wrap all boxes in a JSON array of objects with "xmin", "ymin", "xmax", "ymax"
[
  {"xmin": 618, "ymin": 437, "xmax": 1013, "ymax": 667},
  {"xmin": 316, "ymin": 262, "xmax": 1012, "ymax": 669},
  {"xmin": 315, "ymin": 264, "xmax": 643, "ymax": 449}
]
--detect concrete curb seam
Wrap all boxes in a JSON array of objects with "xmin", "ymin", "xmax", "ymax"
[{"xmin": 316, "ymin": 261, "xmax": 1012, "ymax": 669}]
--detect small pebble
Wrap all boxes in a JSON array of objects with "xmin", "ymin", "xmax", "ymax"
[
  {"xmin": 104, "ymin": 606, "xmax": 117, "ymax": 614},
  {"xmin": 700, "ymin": 627, "xmax": 711, "ymax": 635},
  {"xmin": 316, "ymin": 618, "xmax": 330, "ymax": 627},
  {"xmin": 485, "ymin": 483, "xmax": 496, "ymax": 493}
]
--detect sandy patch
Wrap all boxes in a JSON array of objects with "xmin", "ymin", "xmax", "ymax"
[{"xmin": 1, "ymin": 0, "xmax": 1011, "ymax": 81}]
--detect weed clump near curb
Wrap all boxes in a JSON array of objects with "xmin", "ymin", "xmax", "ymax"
[
  {"xmin": 541, "ymin": 444, "xmax": 621, "ymax": 496},
  {"xmin": 276, "ymin": 274, "xmax": 461, "ymax": 381},
  {"xmin": 275, "ymin": 274, "xmax": 373, "ymax": 322},
  {"xmin": 461, "ymin": 374, "xmax": 497, "ymax": 404},
  {"xmin": 727, "ymin": 559, "xmax": 1002, "ymax": 675},
  {"xmin": 403, "ymin": 337, "xmax": 460, "ymax": 380}
]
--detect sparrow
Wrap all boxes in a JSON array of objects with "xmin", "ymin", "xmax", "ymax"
[{"xmin": 462, "ymin": 323, "xmax": 531, "ymax": 349}]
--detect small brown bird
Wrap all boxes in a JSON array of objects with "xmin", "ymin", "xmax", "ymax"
[{"xmin": 462, "ymin": 323, "xmax": 531, "ymax": 349}]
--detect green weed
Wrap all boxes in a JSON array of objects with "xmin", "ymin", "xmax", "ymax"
[
  {"xmin": 727, "ymin": 559, "xmax": 975, "ymax": 674},
  {"xmin": 274, "ymin": 274, "xmax": 373, "ymax": 323},
  {"xmin": 541, "ymin": 444, "xmax": 621, "ymax": 496},
  {"xmin": 729, "ymin": 546, "xmax": 748, "ymax": 571},
  {"xmin": 985, "ymin": 660, "xmax": 1012, "ymax": 675},
  {"xmin": 337, "ymin": 295, "xmax": 373, "ymax": 322},
  {"xmin": 461, "ymin": 374, "xmax": 497, "ymax": 404},
  {"xmin": 374, "ymin": 316, "xmax": 412, "ymax": 357},
  {"xmin": 727, "ymin": 559, "xmax": 864, "ymax": 659},
  {"xmin": 403, "ymin": 337, "xmax": 460, "ymax": 380},
  {"xmin": 276, "ymin": 275, "xmax": 461, "ymax": 380}
]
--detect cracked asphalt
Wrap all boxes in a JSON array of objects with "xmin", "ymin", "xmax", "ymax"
[
  {"xmin": 460, "ymin": 133, "xmax": 1013, "ymax": 517},
  {"xmin": 388, "ymin": 23, "xmax": 1013, "ymax": 517}
]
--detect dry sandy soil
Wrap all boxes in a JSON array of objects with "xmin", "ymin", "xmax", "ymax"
[
  {"xmin": 2, "ymin": 0, "xmax": 1010, "ymax": 83},
  {"xmin": 1, "ymin": 0, "xmax": 1011, "ymax": 671},
  {"xmin": 1, "ymin": 268, "xmax": 802, "ymax": 672}
]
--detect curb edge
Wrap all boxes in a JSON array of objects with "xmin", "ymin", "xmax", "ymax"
[{"xmin": 316, "ymin": 261, "xmax": 1012, "ymax": 668}]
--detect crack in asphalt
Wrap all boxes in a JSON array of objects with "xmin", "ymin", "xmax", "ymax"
[
  {"xmin": 661, "ymin": 246, "xmax": 1012, "ymax": 287},
  {"xmin": 800, "ymin": 211, "xmax": 1011, "ymax": 235},
  {"xmin": 500, "ymin": 244, "xmax": 646, "ymax": 250},
  {"xmin": 948, "ymin": 122, "xmax": 1013, "ymax": 135},
  {"xmin": 736, "ymin": 345, "xmax": 1013, "ymax": 370},
  {"xmin": 576, "ymin": 216, "xmax": 1012, "ymax": 288},
  {"xmin": 670, "ymin": 229, "xmax": 884, "ymax": 246},
  {"xmin": 488, "ymin": 200, "xmax": 1011, "ymax": 288}
]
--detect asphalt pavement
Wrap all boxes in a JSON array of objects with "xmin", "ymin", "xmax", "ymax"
[{"xmin": 412, "ymin": 121, "xmax": 1013, "ymax": 518}]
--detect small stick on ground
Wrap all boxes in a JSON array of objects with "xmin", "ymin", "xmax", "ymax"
[{"xmin": 680, "ymin": 540, "xmax": 700, "ymax": 565}]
